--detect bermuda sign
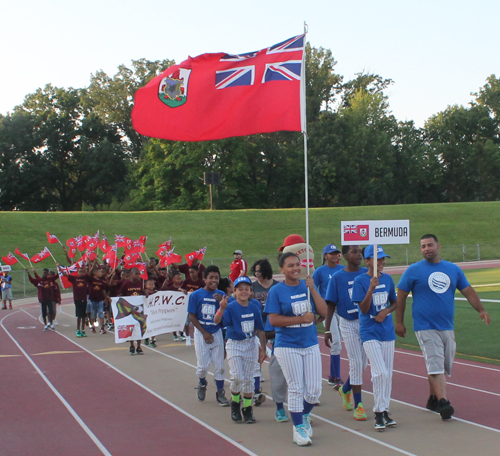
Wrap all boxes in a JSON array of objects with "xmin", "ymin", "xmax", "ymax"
[{"xmin": 341, "ymin": 220, "xmax": 410, "ymax": 245}]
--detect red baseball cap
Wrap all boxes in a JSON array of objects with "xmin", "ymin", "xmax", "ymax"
[{"xmin": 278, "ymin": 234, "xmax": 306, "ymax": 251}]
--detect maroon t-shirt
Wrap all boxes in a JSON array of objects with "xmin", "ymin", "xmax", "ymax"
[
  {"xmin": 118, "ymin": 280, "xmax": 144, "ymax": 297},
  {"xmin": 180, "ymin": 278, "xmax": 205, "ymax": 293},
  {"xmin": 164, "ymin": 281, "xmax": 182, "ymax": 291},
  {"xmin": 86, "ymin": 276, "xmax": 108, "ymax": 302},
  {"xmin": 66, "ymin": 275, "xmax": 89, "ymax": 301}
]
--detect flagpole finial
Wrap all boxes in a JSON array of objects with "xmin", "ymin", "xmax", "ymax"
[{"xmin": 304, "ymin": 22, "xmax": 308, "ymax": 34}]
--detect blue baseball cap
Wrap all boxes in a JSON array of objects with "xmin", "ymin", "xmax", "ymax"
[
  {"xmin": 323, "ymin": 244, "xmax": 340, "ymax": 255},
  {"xmin": 363, "ymin": 245, "xmax": 391, "ymax": 259},
  {"xmin": 233, "ymin": 276, "xmax": 252, "ymax": 288}
]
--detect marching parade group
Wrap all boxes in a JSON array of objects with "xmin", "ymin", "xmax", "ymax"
[{"xmin": 5, "ymin": 232, "xmax": 492, "ymax": 447}]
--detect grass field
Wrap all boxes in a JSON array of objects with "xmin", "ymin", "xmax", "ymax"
[{"xmin": 1, "ymin": 202, "xmax": 499, "ymax": 363}]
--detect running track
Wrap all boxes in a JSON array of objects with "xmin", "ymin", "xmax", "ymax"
[{"xmin": 2, "ymin": 289, "xmax": 499, "ymax": 455}]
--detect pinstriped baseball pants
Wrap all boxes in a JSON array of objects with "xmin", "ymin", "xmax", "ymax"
[
  {"xmin": 339, "ymin": 317, "xmax": 367, "ymax": 385},
  {"xmin": 363, "ymin": 339, "xmax": 394, "ymax": 413}
]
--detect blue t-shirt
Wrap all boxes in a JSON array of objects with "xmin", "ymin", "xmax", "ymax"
[
  {"xmin": 187, "ymin": 288, "xmax": 226, "ymax": 333},
  {"xmin": 325, "ymin": 267, "xmax": 368, "ymax": 320},
  {"xmin": 352, "ymin": 273, "xmax": 396, "ymax": 343},
  {"xmin": 222, "ymin": 298, "xmax": 264, "ymax": 340},
  {"xmin": 397, "ymin": 259, "xmax": 470, "ymax": 331},
  {"xmin": 263, "ymin": 281, "xmax": 319, "ymax": 349},
  {"xmin": 312, "ymin": 264, "xmax": 345, "ymax": 298},
  {"xmin": 1, "ymin": 275, "xmax": 12, "ymax": 290}
]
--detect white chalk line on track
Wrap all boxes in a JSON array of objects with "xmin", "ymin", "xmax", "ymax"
[
  {"xmin": 1, "ymin": 311, "xmax": 113, "ymax": 456},
  {"xmin": 21, "ymin": 308, "xmax": 260, "ymax": 456},
  {"xmin": 27, "ymin": 305, "xmax": 500, "ymax": 439}
]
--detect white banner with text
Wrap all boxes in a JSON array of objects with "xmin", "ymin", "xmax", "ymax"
[{"xmin": 341, "ymin": 220, "xmax": 410, "ymax": 245}]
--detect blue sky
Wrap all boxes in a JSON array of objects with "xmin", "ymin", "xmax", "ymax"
[{"xmin": 1, "ymin": 0, "xmax": 498, "ymax": 127}]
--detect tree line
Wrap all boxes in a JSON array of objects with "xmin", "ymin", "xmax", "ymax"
[{"xmin": 0, "ymin": 46, "xmax": 499, "ymax": 211}]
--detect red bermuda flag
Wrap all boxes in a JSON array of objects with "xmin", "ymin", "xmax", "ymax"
[
  {"xmin": 31, "ymin": 247, "xmax": 51, "ymax": 264},
  {"xmin": 2, "ymin": 253, "xmax": 18, "ymax": 266},
  {"xmin": 15, "ymin": 248, "xmax": 30, "ymax": 261},
  {"xmin": 160, "ymin": 250, "xmax": 182, "ymax": 267},
  {"xmin": 47, "ymin": 231, "xmax": 60, "ymax": 244},
  {"xmin": 343, "ymin": 224, "xmax": 370, "ymax": 242},
  {"xmin": 196, "ymin": 246, "xmax": 207, "ymax": 261},
  {"xmin": 132, "ymin": 34, "xmax": 306, "ymax": 141},
  {"xmin": 100, "ymin": 234, "xmax": 111, "ymax": 253}
]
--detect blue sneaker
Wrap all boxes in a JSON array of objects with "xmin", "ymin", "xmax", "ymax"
[
  {"xmin": 302, "ymin": 413, "xmax": 313, "ymax": 437},
  {"xmin": 275, "ymin": 409, "xmax": 289, "ymax": 422}
]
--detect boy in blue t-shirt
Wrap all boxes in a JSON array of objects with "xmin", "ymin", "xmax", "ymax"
[
  {"xmin": 188, "ymin": 265, "xmax": 229, "ymax": 407},
  {"xmin": 215, "ymin": 276, "xmax": 266, "ymax": 423},
  {"xmin": 352, "ymin": 245, "xmax": 397, "ymax": 432}
]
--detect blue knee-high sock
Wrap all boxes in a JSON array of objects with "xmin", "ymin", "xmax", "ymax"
[
  {"xmin": 254, "ymin": 376, "xmax": 261, "ymax": 392},
  {"xmin": 329, "ymin": 355, "xmax": 336, "ymax": 378},
  {"xmin": 290, "ymin": 412, "xmax": 303, "ymax": 427},
  {"xmin": 353, "ymin": 392, "xmax": 362, "ymax": 408},
  {"xmin": 215, "ymin": 379, "xmax": 225, "ymax": 391},
  {"xmin": 333, "ymin": 354, "xmax": 341, "ymax": 380},
  {"xmin": 276, "ymin": 402, "xmax": 284, "ymax": 411},
  {"xmin": 303, "ymin": 400, "xmax": 315, "ymax": 415},
  {"xmin": 343, "ymin": 377, "xmax": 351, "ymax": 393}
]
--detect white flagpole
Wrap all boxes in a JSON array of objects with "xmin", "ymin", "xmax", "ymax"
[{"xmin": 302, "ymin": 22, "xmax": 312, "ymax": 311}]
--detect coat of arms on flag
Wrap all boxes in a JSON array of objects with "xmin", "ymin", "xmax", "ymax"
[{"xmin": 158, "ymin": 68, "xmax": 192, "ymax": 108}]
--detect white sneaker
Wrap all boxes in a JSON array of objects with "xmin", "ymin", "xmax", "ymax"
[
  {"xmin": 303, "ymin": 413, "xmax": 313, "ymax": 437},
  {"xmin": 43, "ymin": 325, "xmax": 49, "ymax": 331},
  {"xmin": 185, "ymin": 336, "xmax": 192, "ymax": 346},
  {"xmin": 53, "ymin": 319, "xmax": 59, "ymax": 326},
  {"xmin": 50, "ymin": 324, "xmax": 55, "ymax": 331},
  {"xmin": 293, "ymin": 425, "xmax": 312, "ymax": 446}
]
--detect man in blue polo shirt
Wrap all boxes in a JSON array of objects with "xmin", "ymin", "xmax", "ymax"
[{"xmin": 396, "ymin": 234, "xmax": 491, "ymax": 420}]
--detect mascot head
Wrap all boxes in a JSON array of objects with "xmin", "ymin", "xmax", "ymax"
[{"xmin": 278, "ymin": 234, "xmax": 315, "ymax": 280}]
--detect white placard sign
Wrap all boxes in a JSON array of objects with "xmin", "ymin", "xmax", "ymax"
[
  {"xmin": 1, "ymin": 265, "xmax": 12, "ymax": 272},
  {"xmin": 341, "ymin": 220, "xmax": 410, "ymax": 245}
]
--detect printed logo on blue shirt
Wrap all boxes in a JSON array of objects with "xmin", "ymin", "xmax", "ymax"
[{"xmin": 428, "ymin": 272, "xmax": 451, "ymax": 294}]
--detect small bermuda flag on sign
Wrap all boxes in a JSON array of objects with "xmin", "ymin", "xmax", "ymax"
[{"xmin": 343, "ymin": 224, "xmax": 370, "ymax": 242}]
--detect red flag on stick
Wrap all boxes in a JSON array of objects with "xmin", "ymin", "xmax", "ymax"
[
  {"xmin": 132, "ymin": 34, "xmax": 306, "ymax": 142},
  {"xmin": 15, "ymin": 248, "xmax": 30, "ymax": 261},
  {"xmin": 31, "ymin": 247, "xmax": 51, "ymax": 264},
  {"xmin": 47, "ymin": 231, "xmax": 61, "ymax": 245},
  {"xmin": 2, "ymin": 253, "xmax": 18, "ymax": 266}
]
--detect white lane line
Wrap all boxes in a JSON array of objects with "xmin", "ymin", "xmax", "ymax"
[
  {"xmin": 21, "ymin": 309, "xmax": 259, "ymax": 456},
  {"xmin": 1, "ymin": 311, "xmax": 112, "ymax": 456}
]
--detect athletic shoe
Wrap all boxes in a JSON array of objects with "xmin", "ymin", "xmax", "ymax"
[
  {"xmin": 216, "ymin": 389, "xmax": 230, "ymax": 407},
  {"xmin": 130, "ymin": 346, "xmax": 136, "ymax": 355},
  {"xmin": 275, "ymin": 409, "xmax": 289, "ymax": 422},
  {"xmin": 53, "ymin": 319, "xmax": 58, "ymax": 326},
  {"xmin": 43, "ymin": 325, "xmax": 49, "ymax": 331},
  {"xmin": 253, "ymin": 388, "xmax": 266, "ymax": 407},
  {"xmin": 374, "ymin": 412, "xmax": 386, "ymax": 431},
  {"xmin": 100, "ymin": 327, "xmax": 106, "ymax": 334},
  {"xmin": 242, "ymin": 406, "xmax": 256, "ymax": 424},
  {"xmin": 1, "ymin": 306, "xmax": 6, "ymax": 310},
  {"xmin": 436, "ymin": 398, "xmax": 454, "ymax": 420},
  {"xmin": 185, "ymin": 336, "xmax": 192, "ymax": 346},
  {"xmin": 260, "ymin": 375, "xmax": 265, "ymax": 382},
  {"xmin": 150, "ymin": 341, "xmax": 157, "ymax": 348},
  {"xmin": 91, "ymin": 326, "xmax": 96, "ymax": 333},
  {"xmin": 9, "ymin": 305, "xmax": 13, "ymax": 309},
  {"xmin": 108, "ymin": 323, "xmax": 114, "ymax": 331},
  {"xmin": 50, "ymin": 324, "xmax": 55, "ymax": 331},
  {"xmin": 302, "ymin": 413, "xmax": 313, "ymax": 437},
  {"xmin": 179, "ymin": 335, "xmax": 186, "ymax": 341},
  {"xmin": 339, "ymin": 387, "xmax": 354, "ymax": 411},
  {"xmin": 293, "ymin": 424, "xmax": 312, "ymax": 446},
  {"xmin": 353, "ymin": 402, "xmax": 367, "ymax": 421},
  {"xmin": 328, "ymin": 377, "xmax": 336, "ymax": 386},
  {"xmin": 173, "ymin": 335, "xmax": 180, "ymax": 342},
  {"xmin": 197, "ymin": 382, "xmax": 207, "ymax": 402},
  {"xmin": 383, "ymin": 411, "xmax": 397, "ymax": 427},
  {"xmin": 76, "ymin": 330, "xmax": 82, "ymax": 338},
  {"xmin": 231, "ymin": 401, "xmax": 242, "ymax": 422},
  {"xmin": 332, "ymin": 378, "xmax": 344, "ymax": 390},
  {"xmin": 80, "ymin": 331, "xmax": 87, "ymax": 337},
  {"xmin": 426, "ymin": 395, "xmax": 438, "ymax": 412},
  {"xmin": 136, "ymin": 347, "xmax": 144, "ymax": 355}
]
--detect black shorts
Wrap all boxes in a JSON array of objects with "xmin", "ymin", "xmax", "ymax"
[{"xmin": 75, "ymin": 300, "xmax": 87, "ymax": 318}]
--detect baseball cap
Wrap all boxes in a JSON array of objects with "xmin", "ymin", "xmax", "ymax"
[
  {"xmin": 323, "ymin": 244, "xmax": 340, "ymax": 255},
  {"xmin": 363, "ymin": 245, "xmax": 391, "ymax": 259},
  {"xmin": 233, "ymin": 249, "xmax": 243, "ymax": 255},
  {"xmin": 278, "ymin": 234, "xmax": 306, "ymax": 251},
  {"xmin": 233, "ymin": 276, "xmax": 252, "ymax": 288}
]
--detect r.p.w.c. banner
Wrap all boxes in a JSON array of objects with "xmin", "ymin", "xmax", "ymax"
[{"xmin": 111, "ymin": 291, "xmax": 188, "ymax": 343}]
